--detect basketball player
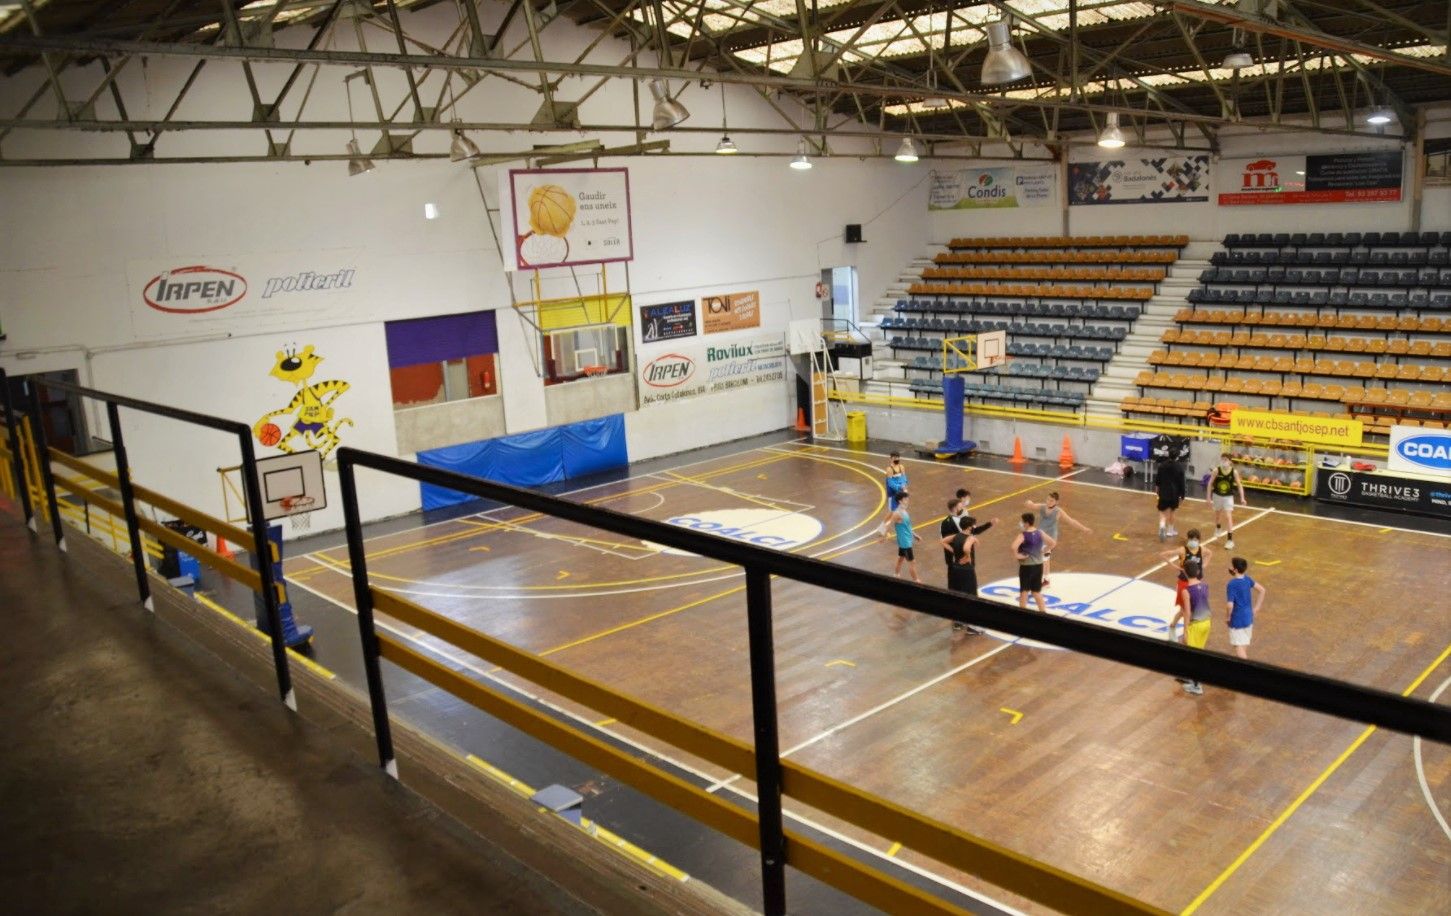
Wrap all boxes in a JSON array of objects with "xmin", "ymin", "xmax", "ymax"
[
  {"xmin": 1224, "ymin": 557, "xmax": 1266, "ymax": 660},
  {"xmin": 1023, "ymin": 491, "xmax": 1091, "ymax": 587},
  {"xmin": 1169, "ymin": 558, "xmax": 1211, "ymax": 695},
  {"xmin": 887, "ymin": 490, "xmax": 923, "ymax": 583},
  {"xmin": 877, "ymin": 452, "xmax": 909, "ymax": 536},
  {"xmin": 1154, "ymin": 457, "xmax": 1185, "ymax": 542},
  {"xmin": 939, "ymin": 527, "xmax": 982, "ymax": 635},
  {"xmin": 939, "ymin": 496, "xmax": 996, "ymax": 578},
  {"xmin": 1011, "ymin": 512, "xmax": 1056, "ymax": 614},
  {"xmin": 1161, "ymin": 529, "xmax": 1212, "ymax": 620},
  {"xmin": 1206, "ymin": 454, "xmax": 1248, "ymax": 550}
]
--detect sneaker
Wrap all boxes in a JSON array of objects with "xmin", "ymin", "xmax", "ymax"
[
  {"xmin": 1226, "ymin": 538, "xmax": 1235, "ymax": 549},
  {"xmin": 1167, "ymin": 527, "xmax": 1178, "ymax": 537},
  {"xmin": 1158, "ymin": 526, "xmax": 1166, "ymax": 542},
  {"xmin": 1173, "ymin": 676, "xmax": 1192, "ymax": 685},
  {"xmin": 1183, "ymin": 682, "xmax": 1204, "ymax": 696}
]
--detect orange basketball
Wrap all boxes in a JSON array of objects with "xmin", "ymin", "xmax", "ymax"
[{"xmin": 258, "ymin": 423, "xmax": 282, "ymax": 447}]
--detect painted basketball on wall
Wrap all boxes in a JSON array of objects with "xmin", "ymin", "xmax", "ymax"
[{"xmin": 252, "ymin": 344, "xmax": 354, "ymax": 458}]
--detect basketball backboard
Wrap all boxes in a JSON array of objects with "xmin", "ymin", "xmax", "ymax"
[
  {"xmin": 976, "ymin": 330, "xmax": 1008, "ymax": 369},
  {"xmin": 219, "ymin": 450, "xmax": 326, "ymax": 523}
]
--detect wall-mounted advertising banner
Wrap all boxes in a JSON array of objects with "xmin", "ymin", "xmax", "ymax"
[
  {"xmin": 1218, "ymin": 152, "xmax": 1402, "ymax": 206},
  {"xmin": 1389, "ymin": 425, "xmax": 1451, "ymax": 478},
  {"xmin": 928, "ymin": 167, "xmax": 1054, "ymax": 210},
  {"xmin": 640, "ymin": 301, "xmax": 697, "ymax": 343},
  {"xmin": 702, "ymin": 291, "xmax": 761, "ymax": 334},
  {"xmin": 1228, "ymin": 408, "xmax": 1363, "ymax": 448},
  {"xmin": 126, "ymin": 253, "xmax": 359, "ymax": 339},
  {"xmin": 500, "ymin": 168, "xmax": 633, "ymax": 271},
  {"xmin": 639, "ymin": 335, "xmax": 786, "ymax": 407},
  {"xmin": 1315, "ymin": 466, "xmax": 1451, "ymax": 519},
  {"xmin": 1068, "ymin": 155, "xmax": 1210, "ymax": 205}
]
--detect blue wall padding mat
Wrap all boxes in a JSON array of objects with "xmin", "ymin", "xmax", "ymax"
[{"xmin": 417, "ymin": 413, "xmax": 627, "ymax": 510}]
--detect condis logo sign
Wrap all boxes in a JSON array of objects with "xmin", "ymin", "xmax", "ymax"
[
  {"xmin": 642, "ymin": 353, "xmax": 695, "ymax": 387},
  {"xmin": 143, "ymin": 266, "xmax": 248, "ymax": 314}
]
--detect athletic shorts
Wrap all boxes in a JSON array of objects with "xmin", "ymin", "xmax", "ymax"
[
  {"xmin": 897, "ymin": 546, "xmax": 914, "ymax": 561},
  {"xmin": 1175, "ymin": 577, "xmax": 1189, "ymax": 596},
  {"xmin": 1157, "ymin": 492, "xmax": 1181, "ymax": 511},
  {"xmin": 948, "ymin": 564, "xmax": 978, "ymax": 596},
  {"xmin": 1186, "ymin": 619, "xmax": 1211, "ymax": 650},
  {"xmin": 1018, "ymin": 564, "xmax": 1044, "ymax": 593},
  {"xmin": 1229, "ymin": 626, "xmax": 1253, "ymax": 646},
  {"xmin": 1211, "ymin": 494, "xmax": 1235, "ymax": 512}
]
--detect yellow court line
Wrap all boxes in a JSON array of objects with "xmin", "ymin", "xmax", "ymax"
[
  {"xmin": 455, "ymin": 516, "xmax": 662, "ymax": 557},
  {"xmin": 1179, "ymin": 640, "xmax": 1451, "ymax": 916},
  {"xmin": 301, "ymin": 449, "xmax": 887, "ymax": 595},
  {"xmin": 295, "ymin": 450, "xmax": 796, "ymax": 575}
]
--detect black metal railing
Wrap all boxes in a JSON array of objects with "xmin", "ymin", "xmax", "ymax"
[
  {"xmin": 5, "ymin": 374, "xmax": 295, "ymax": 709},
  {"xmin": 335, "ymin": 446, "xmax": 1451, "ymax": 916}
]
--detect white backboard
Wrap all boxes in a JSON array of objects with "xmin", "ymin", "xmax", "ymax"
[{"xmin": 976, "ymin": 330, "xmax": 1008, "ymax": 368}]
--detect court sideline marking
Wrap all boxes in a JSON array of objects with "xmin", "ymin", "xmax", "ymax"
[
  {"xmin": 795, "ymin": 440, "xmax": 1451, "ymax": 541},
  {"xmin": 1179, "ymin": 640, "xmax": 1451, "ymax": 915}
]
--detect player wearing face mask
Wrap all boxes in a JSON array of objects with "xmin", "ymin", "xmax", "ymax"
[{"xmin": 1160, "ymin": 528, "xmax": 1212, "ymax": 618}]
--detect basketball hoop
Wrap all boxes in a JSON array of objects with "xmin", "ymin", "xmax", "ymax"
[
  {"xmin": 581, "ymin": 365, "xmax": 609, "ymax": 377},
  {"xmin": 279, "ymin": 494, "xmax": 316, "ymax": 531}
]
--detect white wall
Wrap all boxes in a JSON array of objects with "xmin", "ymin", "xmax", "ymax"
[
  {"xmin": 929, "ymin": 111, "xmax": 1451, "ymax": 243},
  {"xmin": 0, "ymin": 3, "xmax": 931, "ymax": 530}
]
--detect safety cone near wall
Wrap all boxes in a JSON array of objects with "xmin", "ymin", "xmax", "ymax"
[
  {"xmin": 215, "ymin": 535, "xmax": 235, "ymax": 560},
  {"xmin": 795, "ymin": 408, "xmax": 810, "ymax": 432},
  {"xmin": 1058, "ymin": 434, "xmax": 1076, "ymax": 470},
  {"xmin": 1010, "ymin": 437, "xmax": 1026, "ymax": 467}
]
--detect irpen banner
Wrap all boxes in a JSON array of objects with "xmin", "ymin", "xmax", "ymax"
[
  {"xmin": 638, "ymin": 335, "xmax": 786, "ymax": 407},
  {"xmin": 640, "ymin": 301, "xmax": 697, "ymax": 343},
  {"xmin": 1217, "ymin": 152, "xmax": 1402, "ymax": 205},
  {"xmin": 126, "ymin": 252, "xmax": 361, "ymax": 339},
  {"xmin": 1068, "ymin": 155, "xmax": 1210, "ymax": 205},
  {"xmin": 701, "ymin": 290, "xmax": 761, "ymax": 334},
  {"xmin": 501, "ymin": 167, "xmax": 633, "ymax": 270},
  {"xmin": 928, "ymin": 166, "xmax": 1055, "ymax": 210},
  {"xmin": 1228, "ymin": 409, "xmax": 1363, "ymax": 448}
]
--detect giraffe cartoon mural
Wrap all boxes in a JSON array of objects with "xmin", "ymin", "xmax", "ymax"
[{"xmin": 253, "ymin": 344, "xmax": 354, "ymax": 458}]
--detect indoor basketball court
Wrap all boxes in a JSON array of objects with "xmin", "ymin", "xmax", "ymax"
[{"xmin": 278, "ymin": 439, "xmax": 1451, "ymax": 915}]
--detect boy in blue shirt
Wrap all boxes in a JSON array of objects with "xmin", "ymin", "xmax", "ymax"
[{"xmin": 1225, "ymin": 557, "xmax": 1267, "ymax": 659}]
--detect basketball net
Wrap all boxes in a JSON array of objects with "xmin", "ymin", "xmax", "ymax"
[{"xmin": 279, "ymin": 495, "xmax": 316, "ymax": 532}]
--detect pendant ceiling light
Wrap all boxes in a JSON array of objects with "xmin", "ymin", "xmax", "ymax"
[
  {"xmin": 449, "ymin": 130, "xmax": 481, "ymax": 162},
  {"xmin": 790, "ymin": 139, "xmax": 813, "ymax": 170},
  {"xmin": 1365, "ymin": 106, "xmax": 1394, "ymax": 125},
  {"xmin": 648, "ymin": 78, "xmax": 689, "ymax": 131},
  {"xmin": 894, "ymin": 137, "xmax": 920, "ymax": 163},
  {"xmin": 346, "ymin": 138, "xmax": 376, "ymax": 176},
  {"xmin": 715, "ymin": 85, "xmax": 737, "ymax": 153},
  {"xmin": 1097, "ymin": 112, "xmax": 1127, "ymax": 149},
  {"xmin": 981, "ymin": 19, "xmax": 1032, "ymax": 85}
]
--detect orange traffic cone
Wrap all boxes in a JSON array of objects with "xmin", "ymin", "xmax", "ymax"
[
  {"xmin": 795, "ymin": 407, "xmax": 810, "ymax": 432},
  {"xmin": 216, "ymin": 535, "xmax": 235, "ymax": 560},
  {"xmin": 1010, "ymin": 436, "xmax": 1026, "ymax": 467},
  {"xmin": 1058, "ymin": 434, "xmax": 1076, "ymax": 470}
]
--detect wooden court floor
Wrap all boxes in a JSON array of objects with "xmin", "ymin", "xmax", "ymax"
[{"xmin": 285, "ymin": 441, "xmax": 1451, "ymax": 915}]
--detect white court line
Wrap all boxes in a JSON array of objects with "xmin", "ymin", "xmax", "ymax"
[
  {"xmin": 706, "ymin": 506, "xmax": 1276, "ymax": 795},
  {"xmin": 648, "ymin": 470, "xmax": 816, "ymax": 514},
  {"xmin": 793, "ymin": 441, "xmax": 1451, "ymax": 540},
  {"xmin": 1413, "ymin": 674, "xmax": 1451, "ymax": 845},
  {"xmin": 284, "ymin": 573, "xmax": 1022, "ymax": 916},
  {"xmin": 456, "ymin": 515, "xmax": 661, "ymax": 562},
  {"xmin": 297, "ymin": 438, "xmax": 802, "ymax": 563}
]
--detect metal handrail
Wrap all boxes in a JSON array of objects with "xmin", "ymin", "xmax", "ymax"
[{"xmin": 336, "ymin": 444, "xmax": 1449, "ymax": 916}]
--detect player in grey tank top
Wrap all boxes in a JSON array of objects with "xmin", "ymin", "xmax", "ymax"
[{"xmin": 1023, "ymin": 491, "xmax": 1093, "ymax": 587}]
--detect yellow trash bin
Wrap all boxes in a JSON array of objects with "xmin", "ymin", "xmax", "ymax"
[{"xmin": 846, "ymin": 411, "xmax": 867, "ymax": 444}]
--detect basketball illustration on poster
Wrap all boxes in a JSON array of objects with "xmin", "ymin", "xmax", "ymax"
[{"xmin": 505, "ymin": 168, "xmax": 634, "ymax": 270}]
